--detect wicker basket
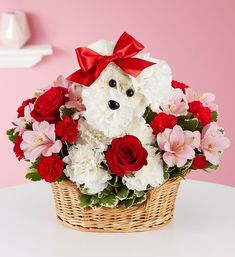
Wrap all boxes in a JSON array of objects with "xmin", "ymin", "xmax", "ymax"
[{"xmin": 51, "ymin": 176, "xmax": 183, "ymax": 232}]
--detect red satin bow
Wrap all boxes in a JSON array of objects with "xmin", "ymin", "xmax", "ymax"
[{"xmin": 67, "ymin": 32, "xmax": 155, "ymax": 86}]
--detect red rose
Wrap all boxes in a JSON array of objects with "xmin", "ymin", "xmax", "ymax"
[
  {"xmin": 106, "ymin": 135, "xmax": 148, "ymax": 177},
  {"xmin": 171, "ymin": 80, "xmax": 189, "ymax": 93},
  {"xmin": 38, "ymin": 154, "xmax": 64, "ymax": 183},
  {"xmin": 55, "ymin": 116, "xmax": 79, "ymax": 144},
  {"xmin": 188, "ymin": 101, "xmax": 212, "ymax": 126},
  {"xmin": 17, "ymin": 97, "xmax": 36, "ymax": 118},
  {"xmin": 31, "ymin": 87, "xmax": 68, "ymax": 123},
  {"xmin": 13, "ymin": 135, "xmax": 24, "ymax": 161},
  {"xmin": 150, "ymin": 112, "xmax": 177, "ymax": 135},
  {"xmin": 193, "ymin": 155, "xmax": 207, "ymax": 169}
]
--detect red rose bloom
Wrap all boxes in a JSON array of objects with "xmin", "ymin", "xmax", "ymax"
[
  {"xmin": 31, "ymin": 87, "xmax": 68, "ymax": 123},
  {"xmin": 150, "ymin": 112, "xmax": 177, "ymax": 135},
  {"xmin": 38, "ymin": 154, "xmax": 64, "ymax": 183},
  {"xmin": 106, "ymin": 135, "xmax": 148, "ymax": 177},
  {"xmin": 55, "ymin": 116, "xmax": 79, "ymax": 144},
  {"xmin": 171, "ymin": 80, "xmax": 189, "ymax": 93},
  {"xmin": 13, "ymin": 135, "xmax": 24, "ymax": 161},
  {"xmin": 188, "ymin": 101, "xmax": 212, "ymax": 126},
  {"xmin": 193, "ymin": 155, "xmax": 207, "ymax": 169},
  {"xmin": 17, "ymin": 97, "xmax": 36, "ymax": 118}
]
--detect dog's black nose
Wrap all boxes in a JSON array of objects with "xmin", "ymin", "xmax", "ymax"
[{"xmin": 108, "ymin": 100, "xmax": 120, "ymax": 110}]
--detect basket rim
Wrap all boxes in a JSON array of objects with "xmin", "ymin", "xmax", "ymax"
[{"xmin": 51, "ymin": 173, "xmax": 186, "ymax": 211}]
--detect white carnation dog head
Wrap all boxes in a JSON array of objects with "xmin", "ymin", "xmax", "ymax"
[{"xmin": 81, "ymin": 40, "xmax": 173, "ymax": 138}]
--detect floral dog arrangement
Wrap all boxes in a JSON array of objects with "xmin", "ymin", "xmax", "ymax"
[{"xmin": 7, "ymin": 32, "xmax": 230, "ymax": 209}]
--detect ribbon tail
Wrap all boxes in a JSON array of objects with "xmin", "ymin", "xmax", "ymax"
[
  {"xmin": 67, "ymin": 69, "xmax": 96, "ymax": 86},
  {"xmin": 115, "ymin": 58, "xmax": 155, "ymax": 77}
]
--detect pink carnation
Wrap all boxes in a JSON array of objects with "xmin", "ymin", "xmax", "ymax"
[
  {"xmin": 21, "ymin": 121, "xmax": 62, "ymax": 162},
  {"xmin": 157, "ymin": 125, "xmax": 200, "ymax": 167}
]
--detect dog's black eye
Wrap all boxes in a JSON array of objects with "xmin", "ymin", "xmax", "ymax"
[
  {"xmin": 109, "ymin": 79, "xmax": 117, "ymax": 87},
  {"xmin": 126, "ymin": 88, "xmax": 134, "ymax": 97}
]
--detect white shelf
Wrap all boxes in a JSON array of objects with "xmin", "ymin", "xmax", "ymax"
[{"xmin": 0, "ymin": 44, "xmax": 53, "ymax": 68}]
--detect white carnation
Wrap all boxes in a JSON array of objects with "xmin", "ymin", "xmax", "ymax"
[
  {"xmin": 88, "ymin": 40, "xmax": 114, "ymax": 55},
  {"xmin": 63, "ymin": 144, "xmax": 111, "ymax": 194},
  {"xmin": 77, "ymin": 118, "xmax": 111, "ymax": 151},
  {"xmin": 123, "ymin": 146, "xmax": 164, "ymax": 191},
  {"xmin": 124, "ymin": 117, "xmax": 154, "ymax": 146},
  {"xmin": 132, "ymin": 57, "xmax": 173, "ymax": 112}
]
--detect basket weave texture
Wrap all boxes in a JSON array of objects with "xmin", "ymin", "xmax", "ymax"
[{"xmin": 51, "ymin": 177, "xmax": 182, "ymax": 232}]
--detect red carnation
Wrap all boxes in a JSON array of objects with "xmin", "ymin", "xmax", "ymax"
[
  {"xmin": 193, "ymin": 155, "xmax": 207, "ymax": 169},
  {"xmin": 31, "ymin": 87, "xmax": 68, "ymax": 123},
  {"xmin": 38, "ymin": 154, "xmax": 64, "ymax": 183},
  {"xmin": 188, "ymin": 101, "xmax": 212, "ymax": 126},
  {"xmin": 106, "ymin": 135, "xmax": 148, "ymax": 177},
  {"xmin": 171, "ymin": 80, "xmax": 189, "ymax": 93},
  {"xmin": 13, "ymin": 135, "xmax": 24, "ymax": 161},
  {"xmin": 150, "ymin": 112, "xmax": 177, "ymax": 135},
  {"xmin": 195, "ymin": 106, "xmax": 212, "ymax": 126},
  {"xmin": 17, "ymin": 97, "xmax": 36, "ymax": 118},
  {"xmin": 55, "ymin": 116, "xmax": 79, "ymax": 144}
]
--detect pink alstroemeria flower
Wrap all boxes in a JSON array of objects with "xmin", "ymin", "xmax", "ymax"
[
  {"xmin": 161, "ymin": 89, "xmax": 189, "ymax": 117},
  {"xmin": 200, "ymin": 122, "xmax": 230, "ymax": 165},
  {"xmin": 185, "ymin": 88, "xmax": 218, "ymax": 111},
  {"xmin": 54, "ymin": 75, "xmax": 86, "ymax": 116},
  {"xmin": 157, "ymin": 125, "xmax": 200, "ymax": 167},
  {"xmin": 65, "ymin": 84, "xmax": 86, "ymax": 112},
  {"xmin": 14, "ymin": 103, "xmax": 35, "ymax": 135},
  {"xmin": 21, "ymin": 121, "xmax": 62, "ymax": 162}
]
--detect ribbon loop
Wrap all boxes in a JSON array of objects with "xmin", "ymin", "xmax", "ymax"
[{"xmin": 67, "ymin": 32, "xmax": 155, "ymax": 86}]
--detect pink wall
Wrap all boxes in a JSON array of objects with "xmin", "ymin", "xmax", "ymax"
[{"xmin": 0, "ymin": 0, "xmax": 234, "ymax": 188}]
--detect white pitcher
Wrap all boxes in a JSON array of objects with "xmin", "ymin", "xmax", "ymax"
[{"xmin": 0, "ymin": 11, "xmax": 31, "ymax": 48}]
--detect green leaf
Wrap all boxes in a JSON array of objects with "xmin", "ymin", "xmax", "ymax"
[
  {"xmin": 143, "ymin": 106, "xmax": 157, "ymax": 124},
  {"xmin": 163, "ymin": 161, "xmax": 170, "ymax": 180},
  {"xmin": 91, "ymin": 195, "xmax": 100, "ymax": 205},
  {"xmin": 117, "ymin": 185, "xmax": 129, "ymax": 200},
  {"xmin": 98, "ymin": 190, "xmax": 110, "ymax": 198},
  {"xmin": 126, "ymin": 190, "xmax": 135, "ymax": 199},
  {"xmin": 6, "ymin": 128, "xmax": 19, "ymax": 143},
  {"xmin": 163, "ymin": 172, "xmax": 170, "ymax": 180},
  {"xmin": 169, "ymin": 168, "xmax": 185, "ymax": 179},
  {"xmin": 212, "ymin": 111, "xmax": 218, "ymax": 122},
  {"xmin": 108, "ymin": 175, "xmax": 118, "ymax": 186},
  {"xmin": 182, "ymin": 159, "xmax": 193, "ymax": 172},
  {"xmin": 34, "ymin": 91, "xmax": 42, "ymax": 98},
  {"xmin": 135, "ymin": 194, "xmax": 147, "ymax": 205},
  {"xmin": 100, "ymin": 195, "xmax": 119, "ymax": 208},
  {"xmin": 79, "ymin": 195, "xmax": 92, "ymax": 208},
  {"xmin": 55, "ymin": 173, "xmax": 66, "ymax": 182},
  {"xmin": 25, "ymin": 167, "xmax": 42, "ymax": 181},
  {"xmin": 177, "ymin": 118, "xmax": 199, "ymax": 131},
  {"xmin": 205, "ymin": 162, "xmax": 219, "ymax": 170},
  {"xmin": 134, "ymin": 190, "xmax": 145, "ymax": 198},
  {"xmin": 124, "ymin": 196, "xmax": 136, "ymax": 208},
  {"xmin": 59, "ymin": 105, "xmax": 77, "ymax": 119},
  {"xmin": 114, "ymin": 179, "xmax": 122, "ymax": 187},
  {"xmin": 169, "ymin": 160, "xmax": 192, "ymax": 179},
  {"xmin": 25, "ymin": 123, "xmax": 33, "ymax": 130}
]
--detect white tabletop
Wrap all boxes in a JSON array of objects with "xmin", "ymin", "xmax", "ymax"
[{"xmin": 0, "ymin": 180, "xmax": 234, "ymax": 257}]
